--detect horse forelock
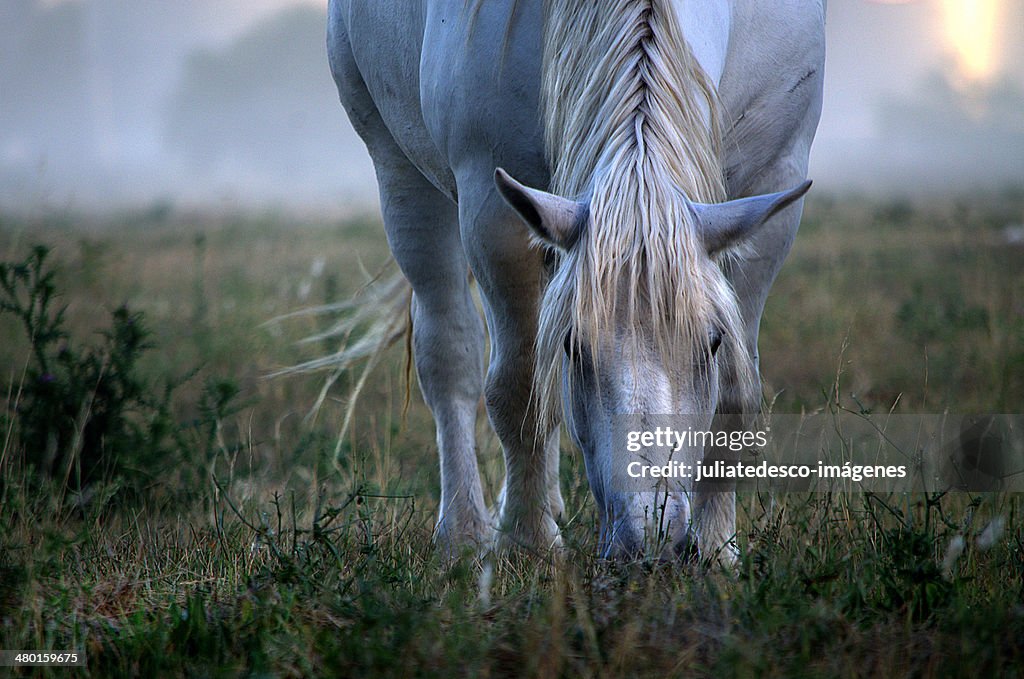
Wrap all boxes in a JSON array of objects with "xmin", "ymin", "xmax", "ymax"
[{"xmin": 534, "ymin": 0, "xmax": 756, "ymax": 426}]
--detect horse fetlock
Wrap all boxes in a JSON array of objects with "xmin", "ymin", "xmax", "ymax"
[
  {"xmin": 693, "ymin": 496, "xmax": 738, "ymax": 566},
  {"xmin": 492, "ymin": 504, "xmax": 562, "ymax": 555},
  {"xmin": 434, "ymin": 504, "xmax": 489, "ymax": 556},
  {"xmin": 547, "ymin": 484, "xmax": 566, "ymax": 521}
]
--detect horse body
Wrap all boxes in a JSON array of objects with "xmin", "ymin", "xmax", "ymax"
[{"xmin": 328, "ymin": 0, "xmax": 824, "ymax": 560}]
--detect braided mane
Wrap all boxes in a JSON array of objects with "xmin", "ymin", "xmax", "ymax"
[{"xmin": 535, "ymin": 0, "xmax": 755, "ymax": 421}]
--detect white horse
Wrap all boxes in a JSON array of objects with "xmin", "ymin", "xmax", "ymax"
[{"xmin": 327, "ymin": 0, "xmax": 824, "ymax": 561}]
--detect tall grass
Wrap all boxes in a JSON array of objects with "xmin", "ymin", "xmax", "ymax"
[{"xmin": 1, "ymin": 191, "xmax": 1023, "ymax": 676}]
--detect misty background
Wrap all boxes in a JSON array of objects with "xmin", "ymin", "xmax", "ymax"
[{"xmin": 1, "ymin": 0, "xmax": 1022, "ymax": 214}]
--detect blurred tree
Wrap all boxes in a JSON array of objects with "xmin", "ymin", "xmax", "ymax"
[{"xmin": 165, "ymin": 6, "xmax": 363, "ymax": 188}]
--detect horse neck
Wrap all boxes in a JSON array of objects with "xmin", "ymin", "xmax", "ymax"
[{"xmin": 541, "ymin": 0, "xmax": 725, "ymax": 204}]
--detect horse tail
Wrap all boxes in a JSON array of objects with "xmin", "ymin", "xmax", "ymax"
[{"xmin": 267, "ymin": 265, "xmax": 413, "ymax": 461}]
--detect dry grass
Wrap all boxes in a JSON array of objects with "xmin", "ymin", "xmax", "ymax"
[{"xmin": 1, "ymin": 189, "xmax": 1023, "ymax": 676}]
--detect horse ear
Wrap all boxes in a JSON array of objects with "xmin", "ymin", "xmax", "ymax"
[
  {"xmin": 494, "ymin": 168, "xmax": 583, "ymax": 250},
  {"xmin": 693, "ymin": 181, "xmax": 812, "ymax": 255}
]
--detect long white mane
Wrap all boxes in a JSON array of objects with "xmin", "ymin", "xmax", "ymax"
[{"xmin": 536, "ymin": 0, "xmax": 756, "ymax": 421}]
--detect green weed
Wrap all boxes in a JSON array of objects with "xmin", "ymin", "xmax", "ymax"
[{"xmin": 1, "ymin": 195, "xmax": 1023, "ymax": 676}]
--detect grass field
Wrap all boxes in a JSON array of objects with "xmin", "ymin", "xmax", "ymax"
[{"xmin": 2, "ymin": 189, "xmax": 1024, "ymax": 676}]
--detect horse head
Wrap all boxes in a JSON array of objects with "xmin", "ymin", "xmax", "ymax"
[{"xmin": 497, "ymin": 167, "xmax": 809, "ymax": 559}]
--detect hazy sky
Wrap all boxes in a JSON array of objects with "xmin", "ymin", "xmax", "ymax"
[
  {"xmin": 815, "ymin": 0, "xmax": 1024, "ymax": 191},
  {"xmin": 1, "ymin": 0, "xmax": 1021, "ymax": 212}
]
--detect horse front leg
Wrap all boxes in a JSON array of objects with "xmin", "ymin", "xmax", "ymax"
[
  {"xmin": 330, "ymin": 20, "xmax": 489, "ymax": 554},
  {"xmin": 693, "ymin": 155, "xmax": 814, "ymax": 566},
  {"xmin": 460, "ymin": 186, "xmax": 562, "ymax": 554}
]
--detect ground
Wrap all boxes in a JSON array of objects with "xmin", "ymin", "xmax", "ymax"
[{"xmin": 1, "ymin": 189, "xmax": 1023, "ymax": 676}]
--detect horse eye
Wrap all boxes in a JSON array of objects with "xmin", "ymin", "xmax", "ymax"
[
  {"xmin": 563, "ymin": 331, "xmax": 573, "ymax": 356},
  {"xmin": 709, "ymin": 328, "xmax": 723, "ymax": 357}
]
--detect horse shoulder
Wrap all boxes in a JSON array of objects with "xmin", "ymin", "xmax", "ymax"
[
  {"xmin": 419, "ymin": 1, "xmax": 549, "ymax": 193},
  {"xmin": 328, "ymin": 0, "xmax": 457, "ymax": 197},
  {"xmin": 719, "ymin": 0, "xmax": 826, "ymax": 194}
]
